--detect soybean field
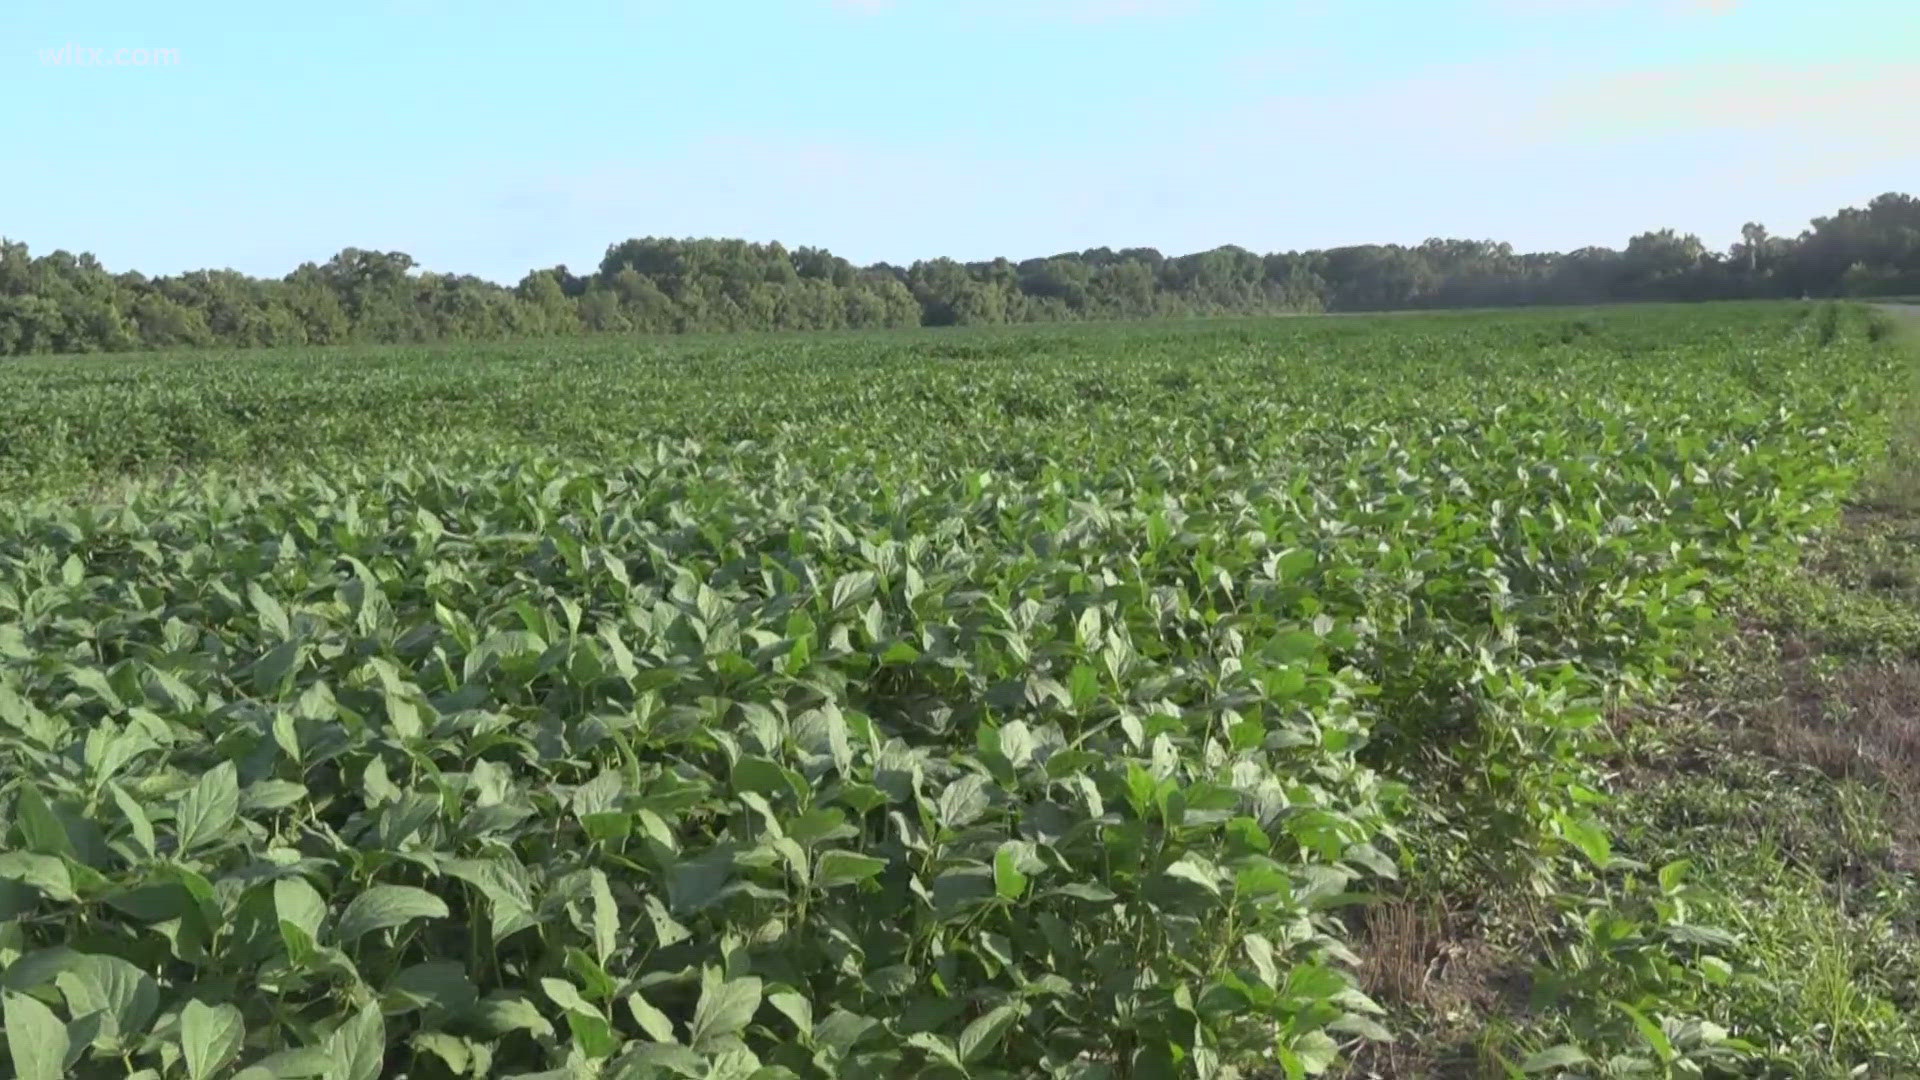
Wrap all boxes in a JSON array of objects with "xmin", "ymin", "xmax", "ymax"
[{"xmin": 0, "ymin": 302, "xmax": 1913, "ymax": 1078}]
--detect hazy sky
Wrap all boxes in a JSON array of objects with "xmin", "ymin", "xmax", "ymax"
[{"xmin": 7, "ymin": 0, "xmax": 1917, "ymax": 282}]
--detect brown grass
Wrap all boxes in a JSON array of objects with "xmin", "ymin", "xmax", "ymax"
[
  {"xmin": 1764, "ymin": 652, "xmax": 1920, "ymax": 871},
  {"xmin": 1342, "ymin": 900, "xmax": 1531, "ymax": 1078},
  {"xmin": 1774, "ymin": 660, "xmax": 1920, "ymax": 787}
]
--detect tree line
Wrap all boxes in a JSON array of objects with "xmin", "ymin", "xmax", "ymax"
[{"xmin": 3, "ymin": 192, "xmax": 1917, "ymax": 355}]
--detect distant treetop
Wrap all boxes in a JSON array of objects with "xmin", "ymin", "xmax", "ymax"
[{"xmin": 3, "ymin": 192, "xmax": 1917, "ymax": 355}]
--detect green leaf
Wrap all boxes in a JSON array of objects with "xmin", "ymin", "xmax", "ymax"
[
  {"xmin": 563, "ymin": 1007, "xmax": 620, "ymax": 1060},
  {"xmin": 730, "ymin": 756, "xmax": 800, "ymax": 802},
  {"xmin": 1698, "ymin": 955, "xmax": 1733, "ymax": 986},
  {"xmin": 324, "ymin": 1003, "xmax": 385, "ymax": 1080},
  {"xmin": 274, "ymin": 876, "xmax": 328, "ymax": 954},
  {"xmin": 14, "ymin": 786, "xmax": 74, "ymax": 858},
  {"xmin": 1344, "ymin": 842, "xmax": 1398, "ymax": 880},
  {"xmin": 822, "ymin": 707, "xmax": 854, "ymax": 777},
  {"xmin": 253, "ymin": 641, "xmax": 303, "ymax": 696},
  {"xmin": 384, "ymin": 961, "xmax": 478, "ymax": 1015},
  {"xmin": 564, "ymin": 949, "xmax": 617, "ymax": 1003},
  {"xmin": 408, "ymin": 1034, "xmax": 471, "ymax": 1077},
  {"xmin": 785, "ymin": 808, "xmax": 852, "ymax": 848},
  {"xmin": 463, "ymin": 630, "xmax": 546, "ymax": 682},
  {"xmin": 688, "ymin": 968, "xmax": 761, "ymax": 1049},
  {"xmin": 1164, "ymin": 854, "xmax": 1222, "ymax": 897},
  {"xmin": 580, "ymin": 811, "xmax": 631, "ymax": 843},
  {"xmin": 443, "ymin": 857, "xmax": 537, "ymax": 942},
  {"xmin": 1556, "ymin": 812, "xmax": 1611, "ymax": 870},
  {"xmin": 176, "ymin": 761, "xmax": 239, "ymax": 854},
  {"xmin": 1617, "ymin": 1002, "xmax": 1675, "ymax": 1063},
  {"xmin": 1067, "ymin": 662, "xmax": 1101, "ymax": 709},
  {"xmin": 62, "ymin": 1009, "xmax": 103, "ymax": 1069},
  {"xmin": 829, "ymin": 571, "xmax": 876, "ymax": 613},
  {"xmin": 235, "ymin": 1045, "xmax": 334, "ymax": 1076},
  {"xmin": 935, "ymin": 774, "xmax": 990, "ymax": 829},
  {"xmin": 0, "ymin": 625, "xmax": 28, "ymax": 660},
  {"xmin": 241, "ymin": 780, "xmax": 309, "ymax": 813},
  {"xmin": 181, "ymin": 999, "xmax": 245, "ymax": 1080},
  {"xmin": 1290, "ymin": 1030, "xmax": 1340, "ymax": 1075},
  {"xmin": 66, "ymin": 667, "xmax": 122, "ymax": 711},
  {"xmin": 571, "ymin": 769, "xmax": 625, "ymax": 818},
  {"xmin": 54, "ymin": 953, "xmax": 159, "ymax": 1051},
  {"xmin": 814, "ymin": 850, "xmax": 886, "ymax": 890},
  {"xmin": 335, "ymin": 885, "xmax": 448, "ymax": 944},
  {"xmin": 1, "ymin": 950, "xmax": 82, "ymax": 994},
  {"xmin": 3, "ymin": 990, "xmax": 68, "ymax": 1080},
  {"xmin": 626, "ymin": 992, "xmax": 678, "ymax": 1044},
  {"xmin": 1664, "ymin": 923, "xmax": 1739, "ymax": 949},
  {"xmin": 667, "ymin": 847, "xmax": 735, "ymax": 915},
  {"xmin": 813, "ymin": 1009, "xmax": 877, "ymax": 1055},
  {"xmin": 993, "ymin": 842, "xmax": 1029, "ymax": 901},
  {"xmin": 957, "ymin": 1003, "xmax": 1019, "ymax": 1064},
  {"xmin": 539, "ymin": 977, "xmax": 596, "ymax": 1017},
  {"xmin": 907, "ymin": 1032, "xmax": 963, "ymax": 1070},
  {"xmin": 234, "ymin": 1046, "xmax": 332, "ymax": 1078},
  {"xmin": 1658, "ymin": 858, "xmax": 1692, "ymax": 894},
  {"xmin": 107, "ymin": 783, "xmax": 156, "ymax": 862},
  {"xmin": 765, "ymin": 990, "xmax": 811, "ymax": 1040},
  {"xmin": 476, "ymin": 993, "xmax": 553, "ymax": 1039},
  {"xmin": 381, "ymin": 688, "xmax": 423, "ymax": 742},
  {"xmin": 642, "ymin": 894, "xmax": 690, "ymax": 948},
  {"xmin": 1329, "ymin": 1012, "xmax": 1393, "ymax": 1041},
  {"xmin": 588, "ymin": 869, "xmax": 619, "ymax": 965},
  {"xmin": 1242, "ymin": 933, "xmax": 1280, "ymax": 988},
  {"xmin": 0, "ymin": 853, "xmax": 76, "ymax": 902},
  {"xmin": 1045, "ymin": 882, "xmax": 1118, "ymax": 902},
  {"xmin": 248, "ymin": 582, "xmax": 291, "ymax": 639}
]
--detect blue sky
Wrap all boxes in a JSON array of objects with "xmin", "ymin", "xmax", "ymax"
[{"xmin": 6, "ymin": 0, "xmax": 1917, "ymax": 282}]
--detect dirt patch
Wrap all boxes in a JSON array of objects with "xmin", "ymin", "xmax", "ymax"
[
  {"xmin": 1766, "ymin": 654, "xmax": 1920, "ymax": 869},
  {"xmin": 1774, "ymin": 658, "xmax": 1920, "ymax": 785},
  {"xmin": 1344, "ymin": 900, "xmax": 1534, "ymax": 1078}
]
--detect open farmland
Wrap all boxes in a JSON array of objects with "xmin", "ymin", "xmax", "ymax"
[{"xmin": 0, "ymin": 303, "xmax": 1914, "ymax": 1077}]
